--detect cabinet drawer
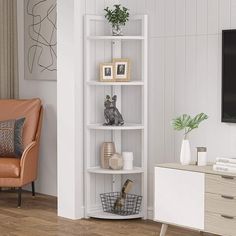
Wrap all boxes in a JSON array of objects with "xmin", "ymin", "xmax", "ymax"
[
  {"xmin": 206, "ymin": 192, "xmax": 236, "ymax": 217},
  {"xmin": 205, "ymin": 212, "xmax": 236, "ymax": 236},
  {"xmin": 206, "ymin": 174, "xmax": 236, "ymax": 196}
]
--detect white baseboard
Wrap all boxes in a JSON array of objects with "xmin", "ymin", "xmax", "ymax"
[{"xmin": 87, "ymin": 204, "xmax": 103, "ymax": 213}]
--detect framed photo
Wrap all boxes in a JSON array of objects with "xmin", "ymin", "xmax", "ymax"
[
  {"xmin": 113, "ymin": 58, "xmax": 131, "ymax": 82},
  {"xmin": 100, "ymin": 63, "xmax": 115, "ymax": 82}
]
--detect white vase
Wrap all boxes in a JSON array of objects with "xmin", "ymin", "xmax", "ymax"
[{"xmin": 180, "ymin": 139, "xmax": 191, "ymax": 165}]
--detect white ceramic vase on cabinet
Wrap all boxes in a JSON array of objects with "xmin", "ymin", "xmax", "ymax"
[{"xmin": 180, "ymin": 139, "xmax": 191, "ymax": 165}]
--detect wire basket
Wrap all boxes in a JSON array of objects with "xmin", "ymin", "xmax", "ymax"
[{"xmin": 100, "ymin": 192, "xmax": 142, "ymax": 216}]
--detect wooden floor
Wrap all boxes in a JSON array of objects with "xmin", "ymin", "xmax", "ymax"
[{"xmin": 0, "ymin": 191, "xmax": 216, "ymax": 236}]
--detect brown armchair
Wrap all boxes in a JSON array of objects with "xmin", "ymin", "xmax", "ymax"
[{"xmin": 0, "ymin": 98, "xmax": 43, "ymax": 207}]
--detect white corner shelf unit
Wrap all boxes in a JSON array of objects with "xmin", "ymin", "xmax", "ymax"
[{"xmin": 84, "ymin": 14, "xmax": 148, "ymax": 220}]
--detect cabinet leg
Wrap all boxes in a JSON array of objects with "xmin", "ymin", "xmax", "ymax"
[{"xmin": 160, "ymin": 224, "xmax": 168, "ymax": 236}]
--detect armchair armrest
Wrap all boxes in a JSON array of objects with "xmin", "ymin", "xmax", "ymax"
[
  {"xmin": 20, "ymin": 141, "xmax": 39, "ymax": 186},
  {"xmin": 19, "ymin": 106, "xmax": 43, "ymax": 186}
]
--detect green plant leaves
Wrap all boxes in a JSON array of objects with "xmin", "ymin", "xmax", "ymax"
[
  {"xmin": 104, "ymin": 4, "xmax": 130, "ymax": 26},
  {"xmin": 172, "ymin": 114, "xmax": 191, "ymax": 131},
  {"xmin": 188, "ymin": 113, "xmax": 208, "ymax": 130},
  {"xmin": 172, "ymin": 113, "xmax": 208, "ymax": 135}
]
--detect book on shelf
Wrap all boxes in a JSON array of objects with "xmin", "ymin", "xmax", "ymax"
[
  {"xmin": 215, "ymin": 162, "xmax": 236, "ymax": 168},
  {"xmin": 216, "ymin": 157, "xmax": 236, "ymax": 164},
  {"xmin": 213, "ymin": 164, "xmax": 236, "ymax": 173}
]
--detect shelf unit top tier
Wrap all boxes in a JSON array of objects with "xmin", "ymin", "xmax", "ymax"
[{"xmin": 85, "ymin": 14, "xmax": 147, "ymax": 39}]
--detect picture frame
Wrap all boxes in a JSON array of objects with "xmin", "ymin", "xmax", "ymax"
[
  {"xmin": 100, "ymin": 63, "xmax": 115, "ymax": 82},
  {"xmin": 113, "ymin": 58, "xmax": 131, "ymax": 82}
]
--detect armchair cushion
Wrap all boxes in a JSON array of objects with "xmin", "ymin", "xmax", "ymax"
[
  {"xmin": 0, "ymin": 158, "xmax": 20, "ymax": 178},
  {"xmin": 0, "ymin": 118, "xmax": 25, "ymax": 158}
]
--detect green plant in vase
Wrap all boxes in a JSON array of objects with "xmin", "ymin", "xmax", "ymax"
[
  {"xmin": 172, "ymin": 113, "xmax": 208, "ymax": 165},
  {"xmin": 104, "ymin": 4, "xmax": 129, "ymax": 36}
]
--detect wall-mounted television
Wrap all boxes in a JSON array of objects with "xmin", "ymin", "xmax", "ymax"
[{"xmin": 222, "ymin": 29, "xmax": 236, "ymax": 123}]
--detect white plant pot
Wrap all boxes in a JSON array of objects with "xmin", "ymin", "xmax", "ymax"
[{"xmin": 180, "ymin": 139, "xmax": 191, "ymax": 165}]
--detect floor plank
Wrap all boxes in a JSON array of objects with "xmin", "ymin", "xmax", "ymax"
[{"xmin": 0, "ymin": 191, "xmax": 216, "ymax": 235}]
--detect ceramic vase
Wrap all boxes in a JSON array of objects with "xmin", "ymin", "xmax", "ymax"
[
  {"xmin": 180, "ymin": 138, "xmax": 191, "ymax": 165},
  {"xmin": 122, "ymin": 152, "xmax": 134, "ymax": 170},
  {"xmin": 109, "ymin": 153, "xmax": 123, "ymax": 170},
  {"xmin": 101, "ymin": 142, "xmax": 116, "ymax": 169}
]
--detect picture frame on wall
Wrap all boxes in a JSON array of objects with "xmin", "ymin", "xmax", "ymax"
[
  {"xmin": 113, "ymin": 58, "xmax": 131, "ymax": 82},
  {"xmin": 24, "ymin": 0, "xmax": 57, "ymax": 81},
  {"xmin": 100, "ymin": 63, "xmax": 115, "ymax": 82}
]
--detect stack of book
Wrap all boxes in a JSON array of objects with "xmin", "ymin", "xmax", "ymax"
[{"xmin": 213, "ymin": 157, "xmax": 236, "ymax": 173}]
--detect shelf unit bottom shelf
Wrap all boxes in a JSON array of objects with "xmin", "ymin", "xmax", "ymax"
[{"xmin": 88, "ymin": 211, "xmax": 144, "ymax": 220}]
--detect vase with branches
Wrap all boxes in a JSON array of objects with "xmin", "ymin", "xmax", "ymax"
[
  {"xmin": 104, "ymin": 4, "xmax": 129, "ymax": 36},
  {"xmin": 172, "ymin": 113, "xmax": 208, "ymax": 165}
]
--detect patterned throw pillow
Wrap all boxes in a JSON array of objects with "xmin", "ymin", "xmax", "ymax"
[{"xmin": 0, "ymin": 118, "xmax": 25, "ymax": 158}]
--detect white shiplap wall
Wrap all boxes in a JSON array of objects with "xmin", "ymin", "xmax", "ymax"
[
  {"xmin": 82, "ymin": 0, "xmax": 236, "ymax": 218},
  {"xmin": 118, "ymin": 0, "xmax": 236, "ymax": 217}
]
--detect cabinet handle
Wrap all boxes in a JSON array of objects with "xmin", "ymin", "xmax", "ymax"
[
  {"xmin": 221, "ymin": 175, "xmax": 234, "ymax": 180},
  {"xmin": 221, "ymin": 195, "xmax": 234, "ymax": 200},
  {"xmin": 221, "ymin": 215, "xmax": 234, "ymax": 220}
]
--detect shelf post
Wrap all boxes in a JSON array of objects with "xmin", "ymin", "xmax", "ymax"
[{"xmin": 112, "ymin": 39, "xmax": 122, "ymax": 192}]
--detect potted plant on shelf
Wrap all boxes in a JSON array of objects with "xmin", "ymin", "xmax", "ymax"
[
  {"xmin": 172, "ymin": 113, "xmax": 208, "ymax": 165},
  {"xmin": 104, "ymin": 4, "xmax": 129, "ymax": 36}
]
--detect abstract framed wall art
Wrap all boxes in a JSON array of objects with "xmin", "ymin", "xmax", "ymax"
[{"xmin": 24, "ymin": 0, "xmax": 57, "ymax": 81}]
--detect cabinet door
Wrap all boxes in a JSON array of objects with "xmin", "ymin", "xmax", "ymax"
[{"xmin": 154, "ymin": 167, "xmax": 205, "ymax": 230}]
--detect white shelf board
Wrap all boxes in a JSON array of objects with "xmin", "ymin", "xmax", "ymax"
[
  {"xmin": 87, "ymin": 36, "xmax": 144, "ymax": 40},
  {"xmin": 87, "ymin": 81, "xmax": 144, "ymax": 86},
  {"xmin": 87, "ymin": 123, "xmax": 144, "ymax": 130},
  {"xmin": 87, "ymin": 167, "xmax": 144, "ymax": 174},
  {"xmin": 88, "ymin": 211, "xmax": 143, "ymax": 219}
]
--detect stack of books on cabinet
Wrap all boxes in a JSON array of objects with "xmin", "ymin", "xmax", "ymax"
[{"xmin": 213, "ymin": 157, "xmax": 236, "ymax": 173}]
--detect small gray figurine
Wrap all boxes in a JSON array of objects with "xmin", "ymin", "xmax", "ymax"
[{"xmin": 104, "ymin": 95, "xmax": 124, "ymax": 126}]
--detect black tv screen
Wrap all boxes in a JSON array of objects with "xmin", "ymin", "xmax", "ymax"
[{"xmin": 222, "ymin": 29, "xmax": 236, "ymax": 123}]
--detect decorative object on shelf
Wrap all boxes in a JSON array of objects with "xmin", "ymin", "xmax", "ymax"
[
  {"xmin": 100, "ymin": 63, "xmax": 115, "ymax": 82},
  {"xmin": 104, "ymin": 4, "xmax": 129, "ymax": 36},
  {"xmin": 113, "ymin": 58, "xmax": 131, "ymax": 82},
  {"xmin": 122, "ymin": 152, "xmax": 134, "ymax": 170},
  {"xmin": 114, "ymin": 179, "xmax": 133, "ymax": 211},
  {"xmin": 172, "ymin": 113, "xmax": 208, "ymax": 165},
  {"xmin": 100, "ymin": 192, "xmax": 142, "ymax": 216},
  {"xmin": 197, "ymin": 147, "xmax": 207, "ymax": 166},
  {"xmin": 100, "ymin": 179, "xmax": 142, "ymax": 216},
  {"xmin": 122, "ymin": 179, "xmax": 134, "ymax": 194},
  {"xmin": 101, "ymin": 142, "xmax": 116, "ymax": 169},
  {"xmin": 104, "ymin": 95, "xmax": 124, "ymax": 126},
  {"xmin": 109, "ymin": 153, "xmax": 123, "ymax": 170}
]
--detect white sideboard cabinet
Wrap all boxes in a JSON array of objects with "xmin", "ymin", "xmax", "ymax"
[{"xmin": 154, "ymin": 163, "xmax": 236, "ymax": 236}]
